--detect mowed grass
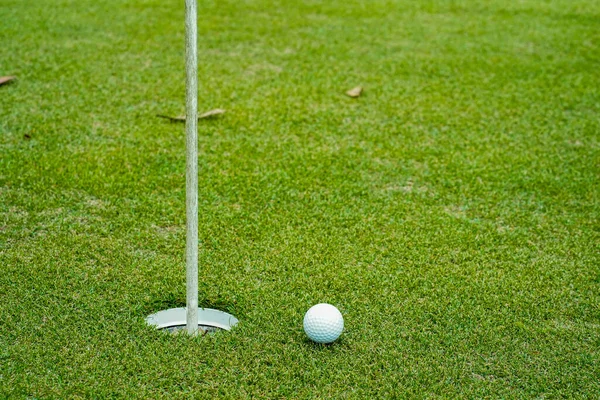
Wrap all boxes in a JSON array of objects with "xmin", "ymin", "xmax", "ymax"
[{"xmin": 1, "ymin": 0, "xmax": 599, "ymax": 398}]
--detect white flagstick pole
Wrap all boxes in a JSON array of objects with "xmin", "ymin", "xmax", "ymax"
[
  {"xmin": 144, "ymin": 7, "xmax": 238, "ymax": 332},
  {"xmin": 185, "ymin": 0, "xmax": 199, "ymax": 335}
]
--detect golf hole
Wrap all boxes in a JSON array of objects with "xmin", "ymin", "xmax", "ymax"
[{"xmin": 146, "ymin": 307, "xmax": 239, "ymax": 335}]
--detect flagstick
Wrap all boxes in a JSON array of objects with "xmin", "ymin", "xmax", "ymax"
[{"xmin": 185, "ymin": 0, "xmax": 199, "ymax": 335}]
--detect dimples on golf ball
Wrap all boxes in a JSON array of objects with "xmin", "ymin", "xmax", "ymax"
[{"xmin": 303, "ymin": 303, "xmax": 344, "ymax": 343}]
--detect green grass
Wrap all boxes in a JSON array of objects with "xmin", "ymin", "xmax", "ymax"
[{"xmin": 1, "ymin": 0, "xmax": 599, "ymax": 398}]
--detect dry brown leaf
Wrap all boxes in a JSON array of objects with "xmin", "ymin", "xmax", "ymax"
[
  {"xmin": 157, "ymin": 114, "xmax": 186, "ymax": 122},
  {"xmin": 157, "ymin": 109, "xmax": 226, "ymax": 122},
  {"xmin": 199, "ymin": 108, "xmax": 226, "ymax": 119},
  {"xmin": 346, "ymin": 86, "xmax": 363, "ymax": 98},
  {"xmin": 0, "ymin": 76, "xmax": 16, "ymax": 86}
]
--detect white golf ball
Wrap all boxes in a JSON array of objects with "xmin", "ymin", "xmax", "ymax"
[{"xmin": 303, "ymin": 303, "xmax": 344, "ymax": 343}]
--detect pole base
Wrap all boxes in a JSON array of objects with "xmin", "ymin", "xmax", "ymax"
[{"xmin": 146, "ymin": 307, "xmax": 239, "ymax": 334}]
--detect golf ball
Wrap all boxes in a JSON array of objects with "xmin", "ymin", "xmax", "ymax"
[{"xmin": 303, "ymin": 303, "xmax": 344, "ymax": 343}]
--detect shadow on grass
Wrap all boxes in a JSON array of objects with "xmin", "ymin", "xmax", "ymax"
[{"xmin": 299, "ymin": 335, "xmax": 348, "ymax": 352}]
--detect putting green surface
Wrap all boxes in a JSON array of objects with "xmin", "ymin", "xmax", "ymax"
[{"xmin": 1, "ymin": 0, "xmax": 599, "ymax": 398}]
